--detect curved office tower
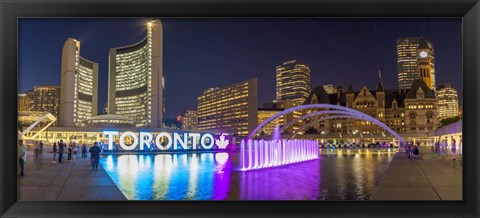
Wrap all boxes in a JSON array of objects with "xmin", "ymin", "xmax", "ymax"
[
  {"xmin": 108, "ymin": 20, "xmax": 163, "ymax": 128},
  {"xmin": 59, "ymin": 38, "xmax": 99, "ymax": 127}
]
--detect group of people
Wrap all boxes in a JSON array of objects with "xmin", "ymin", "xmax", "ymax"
[
  {"xmin": 51, "ymin": 140, "xmax": 90, "ymax": 163},
  {"xmin": 405, "ymin": 145, "xmax": 420, "ymax": 159},
  {"xmin": 320, "ymin": 142, "xmax": 394, "ymax": 150},
  {"xmin": 434, "ymin": 139, "xmax": 460, "ymax": 160},
  {"xmin": 17, "ymin": 139, "xmax": 104, "ymax": 177}
]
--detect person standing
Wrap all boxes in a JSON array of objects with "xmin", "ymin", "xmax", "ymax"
[
  {"xmin": 67, "ymin": 142, "xmax": 73, "ymax": 160},
  {"xmin": 75, "ymin": 144, "xmax": 81, "ymax": 159},
  {"xmin": 52, "ymin": 142, "xmax": 57, "ymax": 163},
  {"xmin": 89, "ymin": 142, "xmax": 102, "ymax": 171},
  {"xmin": 38, "ymin": 141, "xmax": 44, "ymax": 161},
  {"xmin": 34, "ymin": 140, "xmax": 40, "ymax": 162},
  {"xmin": 451, "ymin": 139, "xmax": 457, "ymax": 160},
  {"xmin": 58, "ymin": 140, "xmax": 65, "ymax": 163},
  {"xmin": 18, "ymin": 140, "xmax": 27, "ymax": 177}
]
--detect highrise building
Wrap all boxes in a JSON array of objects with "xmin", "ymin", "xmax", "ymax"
[
  {"xmin": 183, "ymin": 109, "xmax": 198, "ymax": 130},
  {"xmin": 18, "ymin": 93, "xmax": 31, "ymax": 111},
  {"xmin": 29, "ymin": 85, "xmax": 61, "ymax": 119},
  {"xmin": 436, "ymin": 83, "xmax": 459, "ymax": 121},
  {"xmin": 108, "ymin": 20, "xmax": 164, "ymax": 128},
  {"xmin": 276, "ymin": 60, "xmax": 311, "ymax": 105},
  {"xmin": 197, "ymin": 78, "xmax": 258, "ymax": 136},
  {"xmin": 397, "ymin": 38, "xmax": 435, "ymax": 91},
  {"xmin": 59, "ymin": 38, "xmax": 99, "ymax": 127}
]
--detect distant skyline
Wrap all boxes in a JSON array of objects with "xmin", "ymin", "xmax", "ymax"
[{"xmin": 19, "ymin": 18, "xmax": 462, "ymax": 117}]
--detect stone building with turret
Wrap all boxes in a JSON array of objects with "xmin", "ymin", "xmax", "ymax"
[{"xmin": 302, "ymin": 79, "xmax": 437, "ymax": 135}]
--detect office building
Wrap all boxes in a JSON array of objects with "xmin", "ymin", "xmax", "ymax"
[
  {"xmin": 197, "ymin": 78, "xmax": 258, "ymax": 136},
  {"xmin": 28, "ymin": 85, "xmax": 61, "ymax": 119},
  {"xmin": 257, "ymin": 108, "xmax": 284, "ymax": 135},
  {"xmin": 183, "ymin": 109, "xmax": 198, "ymax": 130},
  {"xmin": 276, "ymin": 60, "xmax": 311, "ymax": 105},
  {"xmin": 18, "ymin": 93, "xmax": 31, "ymax": 111},
  {"xmin": 59, "ymin": 38, "xmax": 99, "ymax": 127},
  {"xmin": 108, "ymin": 20, "xmax": 164, "ymax": 128},
  {"xmin": 436, "ymin": 83, "xmax": 459, "ymax": 121},
  {"xmin": 397, "ymin": 38, "xmax": 435, "ymax": 91}
]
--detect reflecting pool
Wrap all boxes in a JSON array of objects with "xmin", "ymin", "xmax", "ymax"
[{"xmin": 100, "ymin": 149, "xmax": 395, "ymax": 200}]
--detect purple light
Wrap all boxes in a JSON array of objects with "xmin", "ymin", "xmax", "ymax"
[{"xmin": 239, "ymin": 139, "xmax": 319, "ymax": 171}]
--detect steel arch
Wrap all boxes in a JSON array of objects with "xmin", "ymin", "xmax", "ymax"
[
  {"xmin": 247, "ymin": 104, "xmax": 405, "ymax": 145},
  {"xmin": 279, "ymin": 110, "xmax": 356, "ymax": 133}
]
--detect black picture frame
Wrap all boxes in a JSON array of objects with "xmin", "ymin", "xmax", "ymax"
[{"xmin": 1, "ymin": 0, "xmax": 479, "ymax": 217}]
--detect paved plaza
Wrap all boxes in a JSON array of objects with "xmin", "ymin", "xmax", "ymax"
[
  {"xmin": 17, "ymin": 146, "xmax": 462, "ymax": 201},
  {"xmin": 370, "ymin": 147, "xmax": 462, "ymax": 200},
  {"xmin": 17, "ymin": 151, "xmax": 126, "ymax": 200}
]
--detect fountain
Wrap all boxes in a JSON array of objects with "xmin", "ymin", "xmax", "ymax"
[
  {"xmin": 240, "ymin": 139, "xmax": 319, "ymax": 171},
  {"xmin": 271, "ymin": 124, "xmax": 281, "ymax": 141}
]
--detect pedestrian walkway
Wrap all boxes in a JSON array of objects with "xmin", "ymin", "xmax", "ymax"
[
  {"xmin": 370, "ymin": 147, "xmax": 462, "ymax": 200},
  {"xmin": 17, "ymin": 151, "xmax": 126, "ymax": 200}
]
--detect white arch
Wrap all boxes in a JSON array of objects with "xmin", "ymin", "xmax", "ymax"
[
  {"xmin": 279, "ymin": 110, "xmax": 355, "ymax": 133},
  {"xmin": 248, "ymin": 104, "xmax": 405, "ymax": 145}
]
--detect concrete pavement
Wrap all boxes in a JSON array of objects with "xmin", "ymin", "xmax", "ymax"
[
  {"xmin": 370, "ymin": 147, "xmax": 462, "ymax": 200},
  {"xmin": 17, "ymin": 151, "xmax": 126, "ymax": 200}
]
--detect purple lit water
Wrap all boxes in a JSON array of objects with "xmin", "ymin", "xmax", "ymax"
[
  {"xmin": 100, "ymin": 149, "xmax": 395, "ymax": 200},
  {"xmin": 271, "ymin": 124, "xmax": 281, "ymax": 141}
]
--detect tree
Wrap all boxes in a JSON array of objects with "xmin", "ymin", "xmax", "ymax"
[
  {"xmin": 305, "ymin": 127, "xmax": 319, "ymax": 135},
  {"xmin": 439, "ymin": 116, "xmax": 461, "ymax": 128}
]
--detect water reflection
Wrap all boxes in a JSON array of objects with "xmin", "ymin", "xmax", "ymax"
[{"xmin": 101, "ymin": 150, "xmax": 393, "ymax": 200}]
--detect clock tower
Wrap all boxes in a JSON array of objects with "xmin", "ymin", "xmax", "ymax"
[{"xmin": 416, "ymin": 39, "xmax": 435, "ymax": 90}]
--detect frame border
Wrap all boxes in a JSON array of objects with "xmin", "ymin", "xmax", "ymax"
[{"xmin": 1, "ymin": 0, "xmax": 479, "ymax": 217}]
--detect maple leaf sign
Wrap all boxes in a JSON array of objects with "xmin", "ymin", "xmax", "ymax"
[{"xmin": 215, "ymin": 134, "xmax": 229, "ymax": 149}]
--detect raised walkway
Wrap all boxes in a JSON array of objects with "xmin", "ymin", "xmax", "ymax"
[
  {"xmin": 370, "ymin": 147, "xmax": 462, "ymax": 200},
  {"xmin": 17, "ymin": 151, "xmax": 126, "ymax": 200}
]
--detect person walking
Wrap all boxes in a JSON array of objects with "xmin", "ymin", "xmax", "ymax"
[
  {"xmin": 58, "ymin": 140, "xmax": 65, "ymax": 163},
  {"xmin": 89, "ymin": 142, "xmax": 102, "ymax": 171},
  {"xmin": 18, "ymin": 140, "xmax": 27, "ymax": 177},
  {"xmin": 52, "ymin": 142, "xmax": 57, "ymax": 163},
  {"xmin": 81, "ymin": 144, "xmax": 87, "ymax": 158}
]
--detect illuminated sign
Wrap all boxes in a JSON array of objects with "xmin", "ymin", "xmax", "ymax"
[{"xmin": 103, "ymin": 131, "xmax": 229, "ymax": 151}]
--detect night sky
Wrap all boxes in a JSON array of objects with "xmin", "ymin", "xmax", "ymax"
[{"xmin": 19, "ymin": 18, "xmax": 462, "ymax": 118}]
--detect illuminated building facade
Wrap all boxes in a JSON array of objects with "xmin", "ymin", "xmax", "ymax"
[
  {"xmin": 197, "ymin": 78, "xmax": 258, "ymax": 136},
  {"xmin": 397, "ymin": 38, "xmax": 435, "ymax": 91},
  {"xmin": 276, "ymin": 60, "xmax": 311, "ymax": 105},
  {"xmin": 303, "ymin": 80, "xmax": 437, "ymax": 134},
  {"xmin": 28, "ymin": 85, "xmax": 61, "ymax": 120},
  {"xmin": 261, "ymin": 99, "xmax": 302, "ymax": 134},
  {"xmin": 108, "ymin": 20, "xmax": 164, "ymax": 128},
  {"xmin": 59, "ymin": 38, "xmax": 99, "ymax": 127},
  {"xmin": 182, "ymin": 109, "xmax": 198, "ymax": 130},
  {"xmin": 404, "ymin": 80, "xmax": 438, "ymax": 133},
  {"xmin": 18, "ymin": 93, "xmax": 31, "ymax": 111},
  {"xmin": 257, "ymin": 109, "xmax": 283, "ymax": 135},
  {"xmin": 436, "ymin": 83, "xmax": 459, "ymax": 121}
]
